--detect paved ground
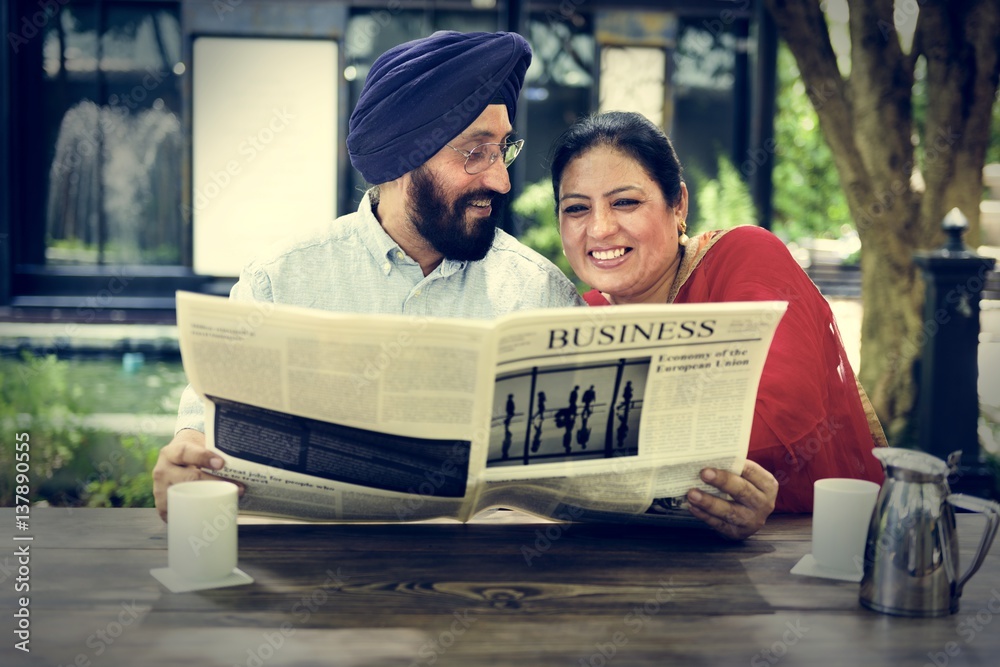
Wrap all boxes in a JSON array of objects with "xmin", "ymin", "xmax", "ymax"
[{"xmin": 827, "ymin": 297, "xmax": 862, "ymax": 372}]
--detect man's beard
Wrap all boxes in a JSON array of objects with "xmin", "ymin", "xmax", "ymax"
[{"xmin": 407, "ymin": 165, "xmax": 505, "ymax": 262}]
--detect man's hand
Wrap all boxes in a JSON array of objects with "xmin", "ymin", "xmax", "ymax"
[
  {"xmin": 685, "ymin": 461, "xmax": 778, "ymax": 540},
  {"xmin": 152, "ymin": 429, "xmax": 243, "ymax": 522}
]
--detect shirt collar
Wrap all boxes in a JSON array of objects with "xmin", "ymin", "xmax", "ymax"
[
  {"xmin": 357, "ymin": 189, "xmax": 470, "ymax": 277},
  {"xmin": 356, "ymin": 191, "xmax": 404, "ymax": 275},
  {"xmin": 438, "ymin": 257, "xmax": 467, "ymax": 277}
]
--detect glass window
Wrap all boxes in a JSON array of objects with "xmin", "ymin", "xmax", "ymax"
[
  {"xmin": 522, "ymin": 11, "xmax": 594, "ymax": 186},
  {"xmin": 671, "ymin": 19, "xmax": 740, "ymax": 186},
  {"xmin": 37, "ymin": 2, "xmax": 183, "ymax": 266}
]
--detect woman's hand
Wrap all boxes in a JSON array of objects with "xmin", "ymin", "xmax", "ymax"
[{"xmin": 685, "ymin": 460, "xmax": 778, "ymax": 540}]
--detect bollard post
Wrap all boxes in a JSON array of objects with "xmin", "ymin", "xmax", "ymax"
[{"xmin": 913, "ymin": 208, "xmax": 997, "ymax": 498}]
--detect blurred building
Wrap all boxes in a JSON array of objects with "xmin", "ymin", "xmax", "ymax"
[{"xmin": 0, "ymin": 0, "xmax": 777, "ymax": 322}]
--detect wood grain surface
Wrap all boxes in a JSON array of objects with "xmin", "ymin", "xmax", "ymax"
[{"xmin": 2, "ymin": 508, "xmax": 998, "ymax": 666}]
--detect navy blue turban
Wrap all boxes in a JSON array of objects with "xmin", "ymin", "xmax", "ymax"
[{"xmin": 347, "ymin": 31, "xmax": 532, "ymax": 185}]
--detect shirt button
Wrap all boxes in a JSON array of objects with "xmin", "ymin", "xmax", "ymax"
[
  {"xmin": 383, "ymin": 262, "xmax": 391, "ymax": 272},
  {"xmin": 396, "ymin": 251, "xmax": 404, "ymax": 260},
  {"xmin": 414, "ymin": 289, "xmax": 422, "ymax": 296}
]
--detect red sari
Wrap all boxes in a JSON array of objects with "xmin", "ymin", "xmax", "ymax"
[{"xmin": 584, "ymin": 226, "xmax": 885, "ymax": 512}]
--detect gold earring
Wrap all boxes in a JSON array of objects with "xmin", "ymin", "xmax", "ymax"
[{"xmin": 678, "ymin": 218, "xmax": 689, "ymax": 245}]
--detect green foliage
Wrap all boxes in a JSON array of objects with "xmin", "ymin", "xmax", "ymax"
[
  {"xmin": 0, "ymin": 352, "xmax": 160, "ymax": 508},
  {"xmin": 988, "ymin": 91, "xmax": 1000, "ymax": 166},
  {"xmin": 83, "ymin": 434, "xmax": 158, "ymax": 508},
  {"xmin": 0, "ymin": 352, "xmax": 90, "ymax": 504},
  {"xmin": 980, "ymin": 413, "xmax": 1000, "ymax": 501},
  {"xmin": 512, "ymin": 178, "xmax": 583, "ymax": 290},
  {"xmin": 692, "ymin": 156, "xmax": 758, "ymax": 231},
  {"xmin": 771, "ymin": 44, "xmax": 853, "ymax": 242}
]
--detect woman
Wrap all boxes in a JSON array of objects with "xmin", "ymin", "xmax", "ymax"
[{"xmin": 551, "ymin": 111, "xmax": 885, "ymax": 539}]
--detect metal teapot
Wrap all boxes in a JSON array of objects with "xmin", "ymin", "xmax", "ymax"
[{"xmin": 859, "ymin": 448, "xmax": 999, "ymax": 617}]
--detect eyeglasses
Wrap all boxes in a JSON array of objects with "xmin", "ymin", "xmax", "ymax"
[{"xmin": 446, "ymin": 139, "xmax": 525, "ymax": 175}]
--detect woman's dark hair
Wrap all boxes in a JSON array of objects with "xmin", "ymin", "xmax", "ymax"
[{"xmin": 550, "ymin": 111, "xmax": 684, "ymax": 209}]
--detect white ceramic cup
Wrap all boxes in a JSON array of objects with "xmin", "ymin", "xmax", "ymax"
[
  {"xmin": 167, "ymin": 480, "xmax": 239, "ymax": 581},
  {"xmin": 811, "ymin": 478, "xmax": 880, "ymax": 574}
]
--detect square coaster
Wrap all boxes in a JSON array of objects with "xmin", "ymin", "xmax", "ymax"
[
  {"xmin": 150, "ymin": 567, "xmax": 254, "ymax": 593},
  {"xmin": 790, "ymin": 553, "xmax": 863, "ymax": 583}
]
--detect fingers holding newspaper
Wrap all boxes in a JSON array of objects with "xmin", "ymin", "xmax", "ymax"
[
  {"xmin": 686, "ymin": 461, "xmax": 778, "ymax": 541},
  {"xmin": 153, "ymin": 429, "xmax": 245, "ymax": 522}
]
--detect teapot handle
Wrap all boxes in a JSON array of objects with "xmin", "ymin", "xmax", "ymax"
[{"xmin": 948, "ymin": 494, "xmax": 1000, "ymax": 598}]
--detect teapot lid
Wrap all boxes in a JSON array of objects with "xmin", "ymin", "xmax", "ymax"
[{"xmin": 871, "ymin": 447, "xmax": 953, "ymax": 479}]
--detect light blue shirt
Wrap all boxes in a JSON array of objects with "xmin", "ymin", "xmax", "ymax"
[{"xmin": 176, "ymin": 192, "xmax": 583, "ymax": 432}]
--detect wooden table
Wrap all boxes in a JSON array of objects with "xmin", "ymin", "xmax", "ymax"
[{"xmin": 2, "ymin": 508, "xmax": 999, "ymax": 666}]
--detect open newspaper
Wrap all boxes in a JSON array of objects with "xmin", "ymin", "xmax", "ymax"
[{"xmin": 176, "ymin": 292, "xmax": 786, "ymax": 526}]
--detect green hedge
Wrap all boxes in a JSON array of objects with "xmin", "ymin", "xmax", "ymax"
[{"xmin": 1, "ymin": 352, "xmax": 159, "ymax": 508}]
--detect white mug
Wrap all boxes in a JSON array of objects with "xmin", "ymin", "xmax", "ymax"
[
  {"xmin": 812, "ymin": 478, "xmax": 880, "ymax": 575},
  {"xmin": 167, "ymin": 480, "xmax": 240, "ymax": 581}
]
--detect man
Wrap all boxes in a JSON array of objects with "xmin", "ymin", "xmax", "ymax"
[{"xmin": 153, "ymin": 31, "xmax": 583, "ymax": 521}]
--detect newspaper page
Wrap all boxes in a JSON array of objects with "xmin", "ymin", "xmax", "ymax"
[
  {"xmin": 473, "ymin": 301, "xmax": 787, "ymax": 525},
  {"xmin": 176, "ymin": 292, "xmax": 497, "ymax": 522},
  {"xmin": 176, "ymin": 293, "xmax": 785, "ymax": 525}
]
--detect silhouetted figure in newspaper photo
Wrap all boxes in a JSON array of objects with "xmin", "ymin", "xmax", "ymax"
[
  {"xmin": 501, "ymin": 393, "xmax": 516, "ymax": 459},
  {"xmin": 576, "ymin": 385, "xmax": 596, "ymax": 450},
  {"xmin": 530, "ymin": 423, "xmax": 542, "ymax": 454},
  {"xmin": 550, "ymin": 110, "xmax": 887, "ymax": 539},
  {"xmin": 581, "ymin": 384, "xmax": 596, "ymax": 420},
  {"xmin": 561, "ymin": 415, "xmax": 575, "ymax": 454},
  {"xmin": 554, "ymin": 387, "xmax": 579, "ymax": 455},
  {"xmin": 616, "ymin": 381, "xmax": 633, "ymax": 449},
  {"xmin": 152, "ymin": 31, "xmax": 584, "ymax": 522},
  {"xmin": 531, "ymin": 390, "xmax": 547, "ymax": 452},
  {"xmin": 576, "ymin": 421, "xmax": 591, "ymax": 450},
  {"xmin": 558, "ymin": 385, "xmax": 580, "ymax": 453},
  {"xmin": 575, "ymin": 384, "xmax": 597, "ymax": 450}
]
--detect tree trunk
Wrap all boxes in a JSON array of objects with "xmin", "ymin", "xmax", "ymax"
[{"xmin": 764, "ymin": 0, "xmax": 1000, "ymax": 444}]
